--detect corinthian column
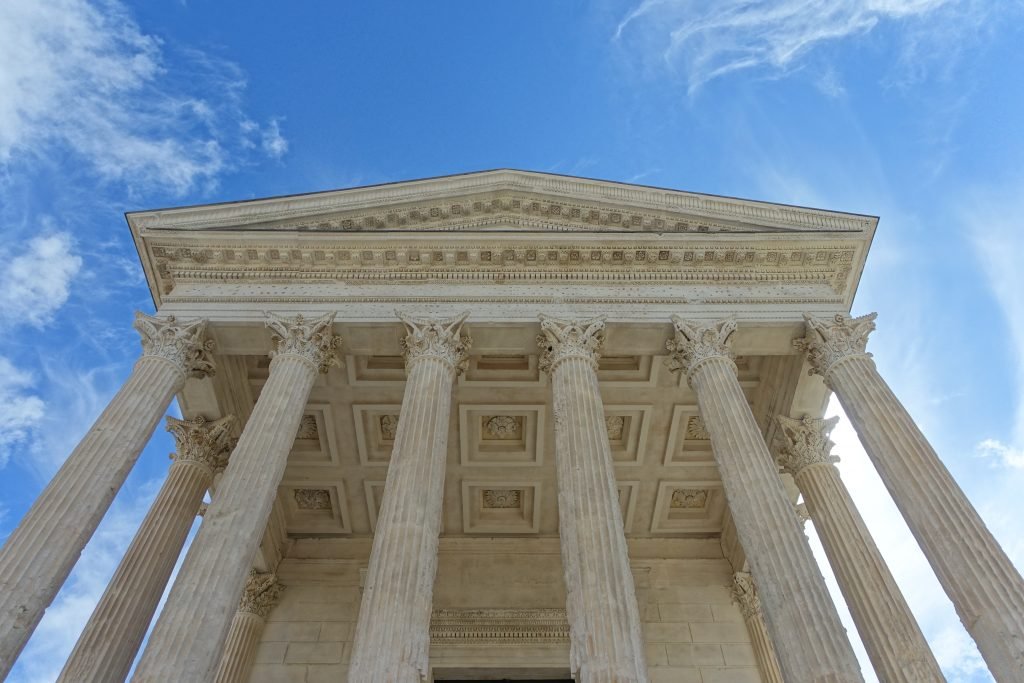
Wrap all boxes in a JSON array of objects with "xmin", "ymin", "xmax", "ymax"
[
  {"xmin": 348, "ymin": 312, "xmax": 470, "ymax": 683},
  {"xmin": 537, "ymin": 315, "xmax": 648, "ymax": 683},
  {"xmin": 798, "ymin": 313, "xmax": 1024, "ymax": 681},
  {"xmin": 59, "ymin": 415, "xmax": 235, "ymax": 683},
  {"xmin": 777, "ymin": 415, "xmax": 943, "ymax": 682},
  {"xmin": 132, "ymin": 313, "xmax": 340, "ymax": 682},
  {"xmin": 213, "ymin": 570, "xmax": 284, "ymax": 683},
  {"xmin": 732, "ymin": 572, "xmax": 783, "ymax": 683},
  {"xmin": 0, "ymin": 313, "xmax": 214, "ymax": 678},
  {"xmin": 667, "ymin": 316, "xmax": 862, "ymax": 682}
]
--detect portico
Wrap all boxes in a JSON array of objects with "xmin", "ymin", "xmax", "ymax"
[{"xmin": 2, "ymin": 170, "xmax": 1021, "ymax": 681}]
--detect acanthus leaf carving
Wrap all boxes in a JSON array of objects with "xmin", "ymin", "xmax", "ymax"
[
  {"xmin": 165, "ymin": 415, "xmax": 236, "ymax": 473},
  {"xmin": 794, "ymin": 312, "xmax": 876, "ymax": 381},
  {"xmin": 775, "ymin": 415, "xmax": 841, "ymax": 477},
  {"xmin": 238, "ymin": 569, "xmax": 284, "ymax": 618},
  {"xmin": 397, "ymin": 310, "xmax": 472, "ymax": 374},
  {"xmin": 265, "ymin": 312, "xmax": 342, "ymax": 374},
  {"xmin": 133, "ymin": 312, "xmax": 216, "ymax": 379},
  {"xmin": 731, "ymin": 572, "xmax": 762, "ymax": 620},
  {"xmin": 665, "ymin": 315, "xmax": 737, "ymax": 382},
  {"xmin": 536, "ymin": 315, "xmax": 606, "ymax": 374}
]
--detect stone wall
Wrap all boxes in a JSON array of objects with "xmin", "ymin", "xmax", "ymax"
[{"xmin": 247, "ymin": 551, "xmax": 762, "ymax": 682}]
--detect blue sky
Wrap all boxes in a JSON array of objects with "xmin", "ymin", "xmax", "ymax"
[{"xmin": 2, "ymin": 1, "xmax": 1023, "ymax": 680}]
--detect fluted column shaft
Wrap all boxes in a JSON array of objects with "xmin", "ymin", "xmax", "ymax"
[
  {"xmin": 539, "ymin": 316, "xmax": 647, "ymax": 683},
  {"xmin": 214, "ymin": 571, "xmax": 283, "ymax": 683},
  {"xmin": 58, "ymin": 416, "xmax": 234, "ymax": 682},
  {"xmin": 348, "ymin": 312, "xmax": 470, "ymax": 683},
  {"xmin": 132, "ymin": 313, "xmax": 340, "ymax": 682},
  {"xmin": 668, "ymin": 317, "xmax": 862, "ymax": 682},
  {"xmin": 0, "ymin": 314, "xmax": 213, "ymax": 677},
  {"xmin": 732, "ymin": 573, "xmax": 783, "ymax": 683},
  {"xmin": 798, "ymin": 313, "xmax": 1024, "ymax": 681},
  {"xmin": 778, "ymin": 415, "xmax": 943, "ymax": 682}
]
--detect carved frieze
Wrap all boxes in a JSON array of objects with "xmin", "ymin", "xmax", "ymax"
[{"xmin": 429, "ymin": 607, "xmax": 569, "ymax": 644}]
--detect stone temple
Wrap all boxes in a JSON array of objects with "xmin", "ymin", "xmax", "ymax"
[{"xmin": 1, "ymin": 170, "xmax": 1022, "ymax": 682}]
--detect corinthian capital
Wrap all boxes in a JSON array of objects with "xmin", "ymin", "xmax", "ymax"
[
  {"xmin": 775, "ymin": 415, "xmax": 840, "ymax": 477},
  {"xmin": 795, "ymin": 312, "xmax": 876, "ymax": 379},
  {"xmin": 266, "ymin": 312, "xmax": 342, "ymax": 374},
  {"xmin": 238, "ymin": 569, "xmax": 284, "ymax": 619},
  {"xmin": 536, "ymin": 315, "xmax": 605, "ymax": 374},
  {"xmin": 397, "ymin": 311, "xmax": 472, "ymax": 373},
  {"xmin": 166, "ymin": 415, "xmax": 236, "ymax": 473},
  {"xmin": 731, "ymin": 572, "xmax": 762, "ymax": 620},
  {"xmin": 665, "ymin": 316, "xmax": 736, "ymax": 380},
  {"xmin": 133, "ymin": 313, "xmax": 216, "ymax": 379}
]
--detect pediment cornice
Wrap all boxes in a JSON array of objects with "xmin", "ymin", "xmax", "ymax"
[{"xmin": 127, "ymin": 170, "xmax": 876, "ymax": 236}]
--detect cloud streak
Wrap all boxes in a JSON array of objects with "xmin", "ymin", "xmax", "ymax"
[{"xmin": 0, "ymin": 0, "xmax": 287, "ymax": 195}]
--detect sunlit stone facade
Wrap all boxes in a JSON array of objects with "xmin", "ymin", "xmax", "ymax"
[{"xmin": 2, "ymin": 170, "xmax": 1022, "ymax": 682}]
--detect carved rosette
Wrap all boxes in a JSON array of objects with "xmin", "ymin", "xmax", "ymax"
[
  {"xmin": 397, "ymin": 310, "xmax": 472, "ymax": 373},
  {"xmin": 133, "ymin": 312, "xmax": 216, "ymax": 379},
  {"xmin": 237, "ymin": 570, "xmax": 284, "ymax": 619},
  {"xmin": 732, "ymin": 572, "xmax": 762, "ymax": 620},
  {"xmin": 794, "ymin": 312, "xmax": 876, "ymax": 381},
  {"xmin": 775, "ymin": 415, "xmax": 841, "ymax": 477},
  {"xmin": 166, "ymin": 415, "xmax": 236, "ymax": 474},
  {"xmin": 265, "ymin": 312, "xmax": 342, "ymax": 374},
  {"xmin": 536, "ymin": 315, "xmax": 606, "ymax": 374},
  {"xmin": 665, "ymin": 316, "xmax": 737, "ymax": 382}
]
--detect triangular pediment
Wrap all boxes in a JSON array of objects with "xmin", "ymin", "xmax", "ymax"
[{"xmin": 127, "ymin": 169, "xmax": 875, "ymax": 235}]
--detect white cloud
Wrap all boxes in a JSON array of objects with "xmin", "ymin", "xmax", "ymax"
[
  {"xmin": 0, "ymin": 233, "xmax": 82, "ymax": 329},
  {"xmin": 261, "ymin": 118, "xmax": 289, "ymax": 159},
  {"xmin": 0, "ymin": 0, "xmax": 287, "ymax": 195},
  {"xmin": 613, "ymin": 0, "xmax": 973, "ymax": 94},
  {"xmin": 976, "ymin": 439, "xmax": 1024, "ymax": 470},
  {"xmin": 0, "ymin": 357, "xmax": 45, "ymax": 468}
]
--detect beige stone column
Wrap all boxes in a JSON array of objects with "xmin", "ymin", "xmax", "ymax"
[
  {"xmin": 0, "ymin": 313, "xmax": 214, "ymax": 678},
  {"xmin": 777, "ymin": 415, "xmax": 943, "ymax": 682},
  {"xmin": 348, "ymin": 312, "xmax": 470, "ymax": 683},
  {"xmin": 732, "ymin": 572, "xmax": 784, "ymax": 683},
  {"xmin": 537, "ymin": 316, "xmax": 648, "ymax": 683},
  {"xmin": 213, "ymin": 570, "xmax": 284, "ymax": 683},
  {"xmin": 667, "ymin": 316, "xmax": 862, "ymax": 682},
  {"xmin": 59, "ymin": 415, "xmax": 235, "ymax": 683},
  {"xmin": 132, "ymin": 313, "xmax": 340, "ymax": 682},
  {"xmin": 798, "ymin": 313, "xmax": 1024, "ymax": 681}
]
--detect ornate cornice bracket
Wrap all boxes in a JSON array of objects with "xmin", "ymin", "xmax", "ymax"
[
  {"xmin": 795, "ymin": 312, "xmax": 876, "ymax": 380},
  {"xmin": 133, "ymin": 312, "xmax": 216, "ymax": 379},
  {"xmin": 536, "ymin": 315, "xmax": 606, "ymax": 374},
  {"xmin": 238, "ymin": 569, "xmax": 284, "ymax": 619},
  {"xmin": 397, "ymin": 310, "xmax": 472, "ymax": 374},
  {"xmin": 731, "ymin": 572, "xmax": 762, "ymax": 620},
  {"xmin": 775, "ymin": 415, "xmax": 841, "ymax": 477},
  {"xmin": 166, "ymin": 415, "xmax": 236, "ymax": 474},
  {"xmin": 665, "ymin": 316, "xmax": 737, "ymax": 382},
  {"xmin": 266, "ymin": 312, "xmax": 342, "ymax": 374}
]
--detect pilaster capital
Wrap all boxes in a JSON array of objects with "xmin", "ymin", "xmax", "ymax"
[
  {"xmin": 794, "ymin": 312, "xmax": 876, "ymax": 380},
  {"xmin": 775, "ymin": 415, "xmax": 840, "ymax": 477},
  {"xmin": 397, "ymin": 310, "xmax": 472, "ymax": 373},
  {"xmin": 536, "ymin": 315, "xmax": 606, "ymax": 374},
  {"xmin": 238, "ymin": 569, "xmax": 284, "ymax": 619},
  {"xmin": 795, "ymin": 502, "xmax": 811, "ymax": 526},
  {"xmin": 166, "ymin": 415, "xmax": 236, "ymax": 474},
  {"xmin": 665, "ymin": 316, "xmax": 737, "ymax": 380},
  {"xmin": 265, "ymin": 312, "xmax": 342, "ymax": 374},
  {"xmin": 731, "ymin": 572, "xmax": 762, "ymax": 620},
  {"xmin": 133, "ymin": 313, "xmax": 216, "ymax": 379}
]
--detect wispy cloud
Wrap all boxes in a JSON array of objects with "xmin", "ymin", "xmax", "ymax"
[
  {"xmin": 613, "ymin": 0, "xmax": 979, "ymax": 94},
  {"xmin": 976, "ymin": 439, "xmax": 1024, "ymax": 470},
  {"xmin": 0, "ymin": 233, "xmax": 82, "ymax": 329},
  {"xmin": 0, "ymin": 0, "xmax": 287, "ymax": 195},
  {"xmin": 0, "ymin": 358, "xmax": 45, "ymax": 469}
]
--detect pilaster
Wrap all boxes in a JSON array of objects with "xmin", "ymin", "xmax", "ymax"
[
  {"xmin": 798, "ymin": 313, "xmax": 1024, "ymax": 681},
  {"xmin": 132, "ymin": 313, "xmax": 339, "ymax": 682},
  {"xmin": 213, "ymin": 570, "xmax": 284, "ymax": 683},
  {"xmin": 732, "ymin": 572, "xmax": 783, "ymax": 683},
  {"xmin": 348, "ymin": 312, "xmax": 470, "ymax": 683},
  {"xmin": 539, "ymin": 315, "xmax": 648, "ymax": 683},
  {"xmin": 0, "ymin": 313, "xmax": 214, "ymax": 678},
  {"xmin": 667, "ymin": 316, "xmax": 862, "ymax": 682}
]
